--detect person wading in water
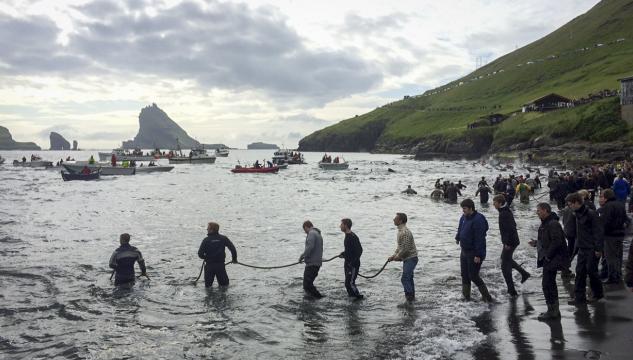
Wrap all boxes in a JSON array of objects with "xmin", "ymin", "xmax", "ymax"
[
  {"xmin": 109, "ymin": 233, "xmax": 147, "ymax": 286},
  {"xmin": 338, "ymin": 218, "xmax": 364, "ymax": 300},
  {"xmin": 299, "ymin": 220, "xmax": 324, "ymax": 298},
  {"xmin": 388, "ymin": 213, "xmax": 419, "ymax": 302},
  {"xmin": 197, "ymin": 222, "xmax": 237, "ymax": 288}
]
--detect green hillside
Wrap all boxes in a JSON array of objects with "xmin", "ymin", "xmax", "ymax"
[{"xmin": 298, "ymin": 0, "xmax": 633, "ymax": 157}]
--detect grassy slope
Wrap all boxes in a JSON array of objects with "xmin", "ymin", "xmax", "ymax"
[{"xmin": 300, "ymin": 0, "xmax": 633, "ymax": 150}]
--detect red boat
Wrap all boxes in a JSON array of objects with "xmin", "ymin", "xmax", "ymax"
[{"xmin": 231, "ymin": 165, "xmax": 279, "ymax": 173}]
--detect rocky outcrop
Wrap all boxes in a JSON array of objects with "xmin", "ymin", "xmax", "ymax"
[
  {"xmin": 122, "ymin": 103, "xmax": 200, "ymax": 149},
  {"xmin": 299, "ymin": 118, "xmax": 389, "ymax": 152},
  {"xmin": 72, "ymin": 140, "xmax": 78, "ymax": 150},
  {"xmin": 49, "ymin": 132, "xmax": 70, "ymax": 150},
  {"xmin": 247, "ymin": 142, "xmax": 279, "ymax": 150},
  {"xmin": 0, "ymin": 126, "xmax": 40, "ymax": 150}
]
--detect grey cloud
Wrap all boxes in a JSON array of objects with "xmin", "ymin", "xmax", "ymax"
[
  {"xmin": 342, "ymin": 13, "xmax": 409, "ymax": 35},
  {"xmin": 0, "ymin": 0, "xmax": 382, "ymax": 106},
  {"xmin": 287, "ymin": 132, "xmax": 302, "ymax": 139}
]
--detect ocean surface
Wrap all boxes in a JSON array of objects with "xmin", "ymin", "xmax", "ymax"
[{"xmin": 0, "ymin": 150, "xmax": 548, "ymax": 360}]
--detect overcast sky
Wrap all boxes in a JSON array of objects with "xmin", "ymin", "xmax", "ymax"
[{"xmin": 0, "ymin": 0, "xmax": 600, "ymax": 149}]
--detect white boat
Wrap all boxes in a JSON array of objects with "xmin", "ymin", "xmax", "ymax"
[
  {"xmin": 98, "ymin": 148, "xmax": 161, "ymax": 162},
  {"xmin": 13, "ymin": 159, "xmax": 54, "ymax": 168},
  {"xmin": 168, "ymin": 146, "xmax": 216, "ymax": 164},
  {"xmin": 135, "ymin": 165, "xmax": 174, "ymax": 173},
  {"xmin": 215, "ymin": 148, "xmax": 229, "ymax": 157},
  {"xmin": 318, "ymin": 161, "xmax": 349, "ymax": 170},
  {"xmin": 63, "ymin": 163, "xmax": 136, "ymax": 176},
  {"xmin": 272, "ymin": 149, "xmax": 305, "ymax": 165}
]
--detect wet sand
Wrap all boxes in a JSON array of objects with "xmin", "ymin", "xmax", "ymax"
[{"xmin": 473, "ymin": 244, "xmax": 633, "ymax": 359}]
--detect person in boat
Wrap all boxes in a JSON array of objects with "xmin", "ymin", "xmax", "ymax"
[
  {"xmin": 111, "ymin": 154, "xmax": 117, "ymax": 167},
  {"xmin": 254, "ymin": 160, "xmax": 261, "ymax": 169},
  {"xmin": 22, "ymin": 156, "xmax": 27, "ymax": 163},
  {"xmin": 299, "ymin": 220, "xmax": 324, "ymax": 298},
  {"xmin": 81, "ymin": 166, "xmax": 91, "ymax": 175},
  {"xmin": 338, "ymin": 218, "xmax": 364, "ymax": 300},
  {"xmin": 334, "ymin": 157, "xmax": 339, "ymax": 164},
  {"xmin": 388, "ymin": 212, "xmax": 418, "ymax": 302},
  {"xmin": 322, "ymin": 154, "xmax": 328, "ymax": 163},
  {"xmin": 149, "ymin": 161, "xmax": 156, "ymax": 167},
  {"xmin": 88, "ymin": 155, "xmax": 95, "ymax": 164},
  {"xmin": 109, "ymin": 233, "xmax": 147, "ymax": 286},
  {"xmin": 66, "ymin": 156, "xmax": 71, "ymax": 161},
  {"xmin": 122, "ymin": 160, "xmax": 130, "ymax": 168},
  {"xmin": 197, "ymin": 222, "xmax": 238, "ymax": 288},
  {"xmin": 267, "ymin": 160, "xmax": 274, "ymax": 168},
  {"xmin": 402, "ymin": 185, "xmax": 417, "ymax": 195}
]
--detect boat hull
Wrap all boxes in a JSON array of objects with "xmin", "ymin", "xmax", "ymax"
[
  {"xmin": 169, "ymin": 156, "xmax": 216, "ymax": 164},
  {"xmin": 318, "ymin": 162, "xmax": 349, "ymax": 170},
  {"xmin": 231, "ymin": 166, "xmax": 279, "ymax": 173},
  {"xmin": 61, "ymin": 171, "xmax": 100, "ymax": 181},
  {"xmin": 13, "ymin": 160, "xmax": 54, "ymax": 168},
  {"xmin": 135, "ymin": 166, "xmax": 174, "ymax": 173},
  {"xmin": 63, "ymin": 164, "xmax": 136, "ymax": 175},
  {"xmin": 98, "ymin": 153, "xmax": 157, "ymax": 162}
]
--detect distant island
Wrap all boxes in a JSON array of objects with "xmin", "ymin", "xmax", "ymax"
[
  {"xmin": 121, "ymin": 103, "xmax": 201, "ymax": 149},
  {"xmin": 49, "ymin": 132, "xmax": 71, "ymax": 150},
  {"xmin": 247, "ymin": 142, "xmax": 279, "ymax": 150},
  {"xmin": 0, "ymin": 126, "xmax": 41, "ymax": 150}
]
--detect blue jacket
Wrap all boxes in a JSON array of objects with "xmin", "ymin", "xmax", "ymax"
[
  {"xmin": 456, "ymin": 211, "xmax": 489, "ymax": 259},
  {"xmin": 612, "ymin": 178, "xmax": 630, "ymax": 201}
]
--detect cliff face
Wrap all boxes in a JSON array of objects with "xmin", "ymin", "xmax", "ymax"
[
  {"xmin": 0, "ymin": 126, "xmax": 41, "ymax": 150},
  {"xmin": 49, "ymin": 132, "xmax": 70, "ymax": 150},
  {"xmin": 123, "ymin": 103, "xmax": 200, "ymax": 149}
]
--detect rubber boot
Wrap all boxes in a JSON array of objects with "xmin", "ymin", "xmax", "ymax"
[
  {"xmin": 538, "ymin": 303, "xmax": 561, "ymax": 321},
  {"xmin": 462, "ymin": 284, "xmax": 471, "ymax": 301},
  {"xmin": 405, "ymin": 292, "xmax": 415, "ymax": 302},
  {"xmin": 478, "ymin": 283, "xmax": 493, "ymax": 303}
]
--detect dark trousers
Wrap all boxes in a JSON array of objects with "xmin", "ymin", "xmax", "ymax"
[
  {"xmin": 604, "ymin": 236, "xmax": 624, "ymax": 281},
  {"xmin": 303, "ymin": 265, "xmax": 322, "ymax": 297},
  {"xmin": 501, "ymin": 245, "xmax": 528, "ymax": 293},
  {"xmin": 344, "ymin": 262, "xmax": 361, "ymax": 297},
  {"xmin": 460, "ymin": 250, "xmax": 486, "ymax": 288},
  {"xmin": 205, "ymin": 262, "xmax": 229, "ymax": 287},
  {"xmin": 575, "ymin": 248, "xmax": 603, "ymax": 300},
  {"xmin": 542, "ymin": 269, "xmax": 559, "ymax": 304}
]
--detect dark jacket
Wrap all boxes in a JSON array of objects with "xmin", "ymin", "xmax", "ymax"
[
  {"xmin": 625, "ymin": 243, "xmax": 633, "ymax": 287},
  {"xmin": 537, "ymin": 213, "xmax": 569, "ymax": 270},
  {"xmin": 497, "ymin": 205, "xmax": 520, "ymax": 247},
  {"xmin": 560, "ymin": 207, "xmax": 576, "ymax": 239},
  {"xmin": 341, "ymin": 232, "xmax": 363, "ymax": 266},
  {"xmin": 574, "ymin": 205, "xmax": 603, "ymax": 251},
  {"xmin": 600, "ymin": 198, "xmax": 627, "ymax": 237},
  {"xmin": 109, "ymin": 244, "xmax": 146, "ymax": 284},
  {"xmin": 456, "ymin": 211, "xmax": 489, "ymax": 259},
  {"xmin": 198, "ymin": 233, "xmax": 237, "ymax": 264}
]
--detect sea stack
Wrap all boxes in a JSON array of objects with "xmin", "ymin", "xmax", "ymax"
[
  {"xmin": 121, "ymin": 103, "xmax": 200, "ymax": 149},
  {"xmin": 50, "ymin": 132, "xmax": 71, "ymax": 150}
]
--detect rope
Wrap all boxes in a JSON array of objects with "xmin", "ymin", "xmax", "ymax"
[
  {"xmin": 224, "ymin": 254, "xmax": 341, "ymax": 271},
  {"xmin": 358, "ymin": 260, "xmax": 391, "ymax": 279}
]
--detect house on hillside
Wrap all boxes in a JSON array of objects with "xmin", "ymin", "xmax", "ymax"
[
  {"xmin": 522, "ymin": 93, "xmax": 572, "ymax": 112},
  {"xmin": 620, "ymin": 76, "xmax": 633, "ymax": 126}
]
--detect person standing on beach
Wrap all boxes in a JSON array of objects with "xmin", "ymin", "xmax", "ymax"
[
  {"xmin": 455, "ymin": 199, "xmax": 493, "ymax": 302},
  {"xmin": 197, "ymin": 222, "xmax": 238, "ymax": 288},
  {"xmin": 299, "ymin": 220, "xmax": 324, "ymax": 298},
  {"xmin": 493, "ymin": 195, "xmax": 530, "ymax": 296},
  {"xmin": 529, "ymin": 203, "xmax": 568, "ymax": 320},
  {"xmin": 566, "ymin": 192, "xmax": 604, "ymax": 305},
  {"xmin": 599, "ymin": 189, "xmax": 627, "ymax": 284},
  {"xmin": 109, "ymin": 233, "xmax": 147, "ymax": 286},
  {"xmin": 339, "ymin": 218, "xmax": 364, "ymax": 300},
  {"xmin": 388, "ymin": 213, "xmax": 418, "ymax": 302}
]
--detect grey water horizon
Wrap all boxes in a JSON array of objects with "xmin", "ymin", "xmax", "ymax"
[{"xmin": 1, "ymin": 150, "xmax": 545, "ymax": 359}]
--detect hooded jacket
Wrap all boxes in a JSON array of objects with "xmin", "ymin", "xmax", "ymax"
[
  {"xmin": 302, "ymin": 228, "xmax": 323, "ymax": 266},
  {"xmin": 600, "ymin": 198, "xmax": 627, "ymax": 237},
  {"xmin": 574, "ymin": 205, "xmax": 603, "ymax": 251},
  {"xmin": 537, "ymin": 212, "xmax": 569, "ymax": 270},
  {"xmin": 456, "ymin": 211, "xmax": 488, "ymax": 259},
  {"xmin": 497, "ymin": 205, "xmax": 520, "ymax": 247}
]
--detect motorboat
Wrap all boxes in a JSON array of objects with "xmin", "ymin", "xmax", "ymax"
[
  {"xmin": 61, "ymin": 169, "xmax": 101, "ymax": 181},
  {"xmin": 272, "ymin": 149, "xmax": 305, "ymax": 165},
  {"xmin": 63, "ymin": 163, "xmax": 136, "ymax": 176},
  {"xmin": 98, "ymin": 148, "xmax": 162, "ymax": 162},
  {"xmin": 318, "ymin": 161, "xmax": 349, "ymax": 170},
  {"xmin": 135, "ymin": 164, "xmax": 174, "ymax": 173},
  {"xmin": 168, "ymin": 146, "xmax": 216, "ymax": 164},
  {"xmin": 215, "ymin": 148, "xmax": 229, "ymax": 157},
  {"xmin": 13, "ymin": 159, "xmax": 54, "ymax": 168},
  {"xmin": 231, "ymin": 165, "xmax": 279, "ymax": 173}
]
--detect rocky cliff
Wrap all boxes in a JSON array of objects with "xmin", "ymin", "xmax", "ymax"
[
  {"xmin": 122, "ymin": 103, "xmax": 200, "ymax": 149},
  {"xmin": 0, "ymin": 126, "xmax": 41, "ymax": 150},
  {"xmin": 49, "ymin": 132, "xmax": 70, "ymax": 150}
]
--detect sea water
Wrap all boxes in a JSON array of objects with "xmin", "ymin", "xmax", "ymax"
[{"xmin": 0, "ymin": 150, "xmax": 545, "ymax": 359}]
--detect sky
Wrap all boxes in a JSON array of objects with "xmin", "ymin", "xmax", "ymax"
[{"xmin": 0, "ymin": 0, "xmax": 601, "ymax": 149}]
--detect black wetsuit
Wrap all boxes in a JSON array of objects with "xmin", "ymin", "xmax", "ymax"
[
  {"xmin": 476, "ymin": 186, "xmax": 492, "ymax": 204},
  {"xmin": 198, "ymin": 233, "xmax": 237, "ymax": 287},
  {"xmin": 341, "ymin": 232, "xmax": 363, "ymax": 298},
  {"xmin": 109, "ymin": 244, "xmax": 146, "ymax": 286}
]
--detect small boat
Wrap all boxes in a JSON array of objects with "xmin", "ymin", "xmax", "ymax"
[
  {"xmin": 318, "ymin": 161, "xmax": 350, "ymax": 170},
  {"xmin": 215, "ymin": 148, "xmax": 230, "ymax": 157},
  {"xmin": 231, "ymin": 165, "xmax": 279, "ymax": 173},
  {"xmin": 13, "ymin": 159, "xmax": 54, "ymax": 168},
  {"xmin": 61, "ymin": 169, "xmax": 100, "ymax": 181},
  {"xmin": 272, "ymin": 149, "xmax": 306, "ymax": 165},
  {"xmin": 98, "ymin": 148, "xmax": 160, "ymax": 162},
  {"xmin": 168, "ymin": 145, "xmax": 216, "ymax": 164},
  {"xmin": 63, "ymin": 163, "xmax": 136, "ymax": 176},
  {"xmin": 135, "ymin": 165, "xmax": 174, "ymax": 173}
]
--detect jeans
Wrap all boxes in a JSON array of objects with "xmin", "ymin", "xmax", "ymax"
[
  {"xmin": 205, "ymin": 262, "xmax": 229, "ymax": 287},
  {"xmin": 575, "ymin": 248, "xmax": 603, "ymax": 300},
  {"xmin": 542, "ymin": 269, "xmax": 559, "ymax": 304},
  {"xmin": 401, "ymin": 257, "xmax": 418, "ymax": 295},
  {"xmin": 604, "ymin": 236, "xmax": 624, "ymax": 281},
  {"xmin": 460, "ymin": 250, "xmax": 486, "ymax": 288}
]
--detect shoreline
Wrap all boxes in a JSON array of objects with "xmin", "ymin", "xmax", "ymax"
[{"xmin": 472, "ymin": 238, "xmax": 633, "ymax": 360}]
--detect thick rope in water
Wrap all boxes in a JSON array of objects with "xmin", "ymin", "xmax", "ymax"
[{"xmin": 358, "ymin": 260, "xmax": 391, "ymax": 279}]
